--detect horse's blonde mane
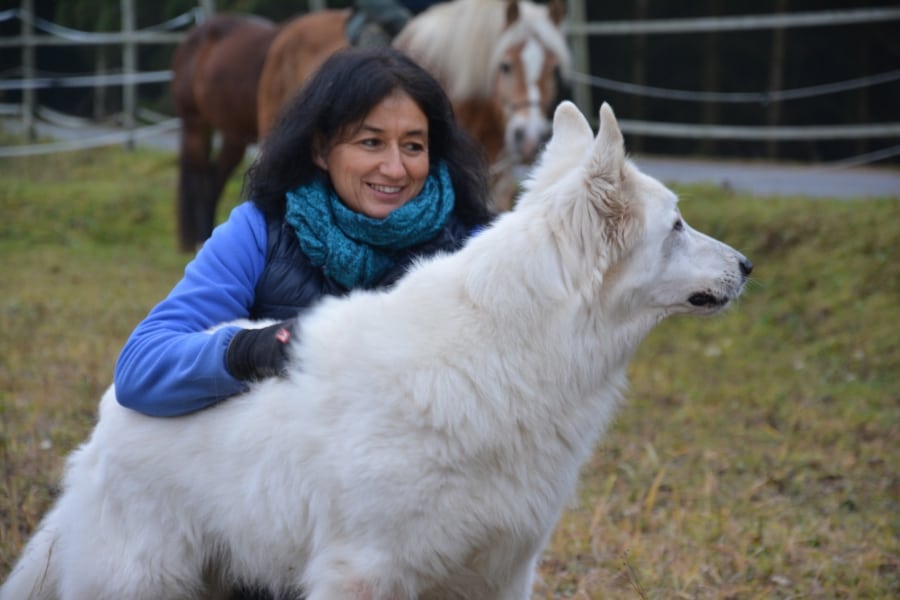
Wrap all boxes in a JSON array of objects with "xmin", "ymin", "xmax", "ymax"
[{"xmin": 394, "ymin": 0, "xmax": 571, "ymax": 100}]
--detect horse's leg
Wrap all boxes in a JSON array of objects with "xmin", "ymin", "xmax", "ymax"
[
  {"xmin": 204, "ymin": 135, "xmax": 247, "ymax": 241},
  {"xmin": 490, "ymin": 167, "xmax": 520, "ymax": 212},
  {"xmin": 177, "ymin": 116, "xmax": 215, "ymax": 252}
]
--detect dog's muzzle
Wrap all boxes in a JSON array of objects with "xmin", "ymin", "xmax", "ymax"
[{"xmin": 689, "ymin": 256, "xmax": 753, "ymax": 308}]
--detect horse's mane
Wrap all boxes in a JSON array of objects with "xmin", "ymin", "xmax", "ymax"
[{"xmin": 394, "ymin": 0, "xmax": 571, "ymax": 101}]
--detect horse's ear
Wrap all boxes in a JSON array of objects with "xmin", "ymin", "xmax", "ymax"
[
  {"xmin": 547, "ymin": 0, "xmax": 566, "ymax": 26},
  {"xmin": 505, "ymin": 0, "xmax": 520, "ymax": 26}
]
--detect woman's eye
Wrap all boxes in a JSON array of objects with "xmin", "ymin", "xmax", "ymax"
[
  {"xmin": 360, "ymin": 138, "xmax": 381, "ymax": 148},
  {"xmin": 405, "ymin": 142, "xmax": 426, "ymax": 153}
]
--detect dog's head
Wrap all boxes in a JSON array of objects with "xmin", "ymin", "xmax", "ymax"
[{"xmin": 519, "ymin": 101, "xmax": 752, "ymax": 319}]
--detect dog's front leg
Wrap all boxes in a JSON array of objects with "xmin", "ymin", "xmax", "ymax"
[
  {"xmin": 304, "ymin": 579, "xmax": 408, "ymax": 600},
  {"xmin": 497, "ymin": 553, "xmax": 540, "ymax": 600},
  {"xmin": 303, "ymin": 548, "xmax": 412, "ymax": 600}
]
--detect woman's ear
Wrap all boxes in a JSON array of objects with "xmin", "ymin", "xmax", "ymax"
[{"xmin": 312, "ymin": 135, "xmax": 328, "ymax": 171}]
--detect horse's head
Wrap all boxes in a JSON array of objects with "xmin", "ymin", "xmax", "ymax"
[{"xmin": 491, "ymin": 0, "xmax": 570, "ymax": 165}]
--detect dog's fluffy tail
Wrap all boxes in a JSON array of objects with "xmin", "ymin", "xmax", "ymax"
[{"xmin": 0, "ymin": 511, "xmax": 59, "ymax": 600}]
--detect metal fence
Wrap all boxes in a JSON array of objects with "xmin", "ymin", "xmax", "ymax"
[{"xmin": 2, "ymin": 1, "xmax": 899, "ymax": 164}]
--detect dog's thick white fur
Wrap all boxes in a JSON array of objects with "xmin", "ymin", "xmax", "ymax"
[{"xmin": 2, "ymin": 102, "xmax": 751, "ymax": 600}]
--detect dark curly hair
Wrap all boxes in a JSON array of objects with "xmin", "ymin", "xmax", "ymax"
[{"xmin": 244, "ymin": 46, "xmax": 494, "ymax": 228}]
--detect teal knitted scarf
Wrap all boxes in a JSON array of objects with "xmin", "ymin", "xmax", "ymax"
[{"xmin": 284, "ymin": 162, "xmax": 455, "ymax": 289}]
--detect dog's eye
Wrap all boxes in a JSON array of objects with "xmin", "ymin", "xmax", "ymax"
[{"xmin": 673, "ymin": 219, "xmax": 684, "ymax": 232}]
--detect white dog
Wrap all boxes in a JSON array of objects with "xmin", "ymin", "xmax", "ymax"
[{"xmin": 1, "ymin": 102, "xmax": 751, "ymax": 600}]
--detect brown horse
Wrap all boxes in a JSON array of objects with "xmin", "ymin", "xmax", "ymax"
[
  {"xmin": 170, "ymin": 14, "xmax": 278, "ymax": 252},
  {"xmin": 257, "ymin": 0, "xmax": 570, "ymax": 211}
]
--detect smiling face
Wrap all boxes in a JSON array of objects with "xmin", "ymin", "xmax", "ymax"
[{"xmin": 314, "ymin": 91, "xmax": 431, "ymax": 219}]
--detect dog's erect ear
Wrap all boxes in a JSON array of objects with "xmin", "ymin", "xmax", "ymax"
[
  {"xmin": 544, "ymin": 101, "xmax": 593, "ymax": 163},
  {"xmin": 586, "ymin": 102, "xmax": 638, "ymax": 239},
  {"xmin": 553, "ymin": 101, "xmax": 593, "ymax": 146},
  {"xmin": 589, "ymin": 103, "xmax": 626, "ymax": 185},
  {"xmin": 520, "ymin": 101, "xmax": 593, "ymax": 198}
]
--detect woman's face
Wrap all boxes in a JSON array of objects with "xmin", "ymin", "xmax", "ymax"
[{"xmin": 315, "ymin": 91, "xmax": 431, "ymax": 219}]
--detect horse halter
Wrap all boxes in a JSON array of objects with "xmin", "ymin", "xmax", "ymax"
[
  {"xmin": 495, "ymin": 38, "xmax": 559, "ymax": 163},
  {"xmin": 503, "ymin": 98, "xmax": 545, "ymax": 113},
  {"xmin": 498, "ymin": 35, "xmax": 560, "ymax": 106}
]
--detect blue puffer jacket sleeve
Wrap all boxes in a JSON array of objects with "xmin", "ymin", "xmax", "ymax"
[{"xmin": 113, "ymin": 202, "xmax": 268, "ymax": 417}]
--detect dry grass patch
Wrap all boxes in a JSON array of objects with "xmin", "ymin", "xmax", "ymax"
[{"xmin": 1, "ymin": 147, "xmax": 897, "ymax": 597}]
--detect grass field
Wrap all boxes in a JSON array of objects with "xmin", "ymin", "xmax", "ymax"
[{"xmin": 1, "ymin": 144, "xmax": 897, "ymax": 598}]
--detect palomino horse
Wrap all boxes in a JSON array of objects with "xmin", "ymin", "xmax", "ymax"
[
  {"xmin": 257, "ymin": 0, "xmax": 571, "ymax": 211},
  {"xmin": 395, "ymin": 0, "xmax": 570, "ymax": 210},
  {"xmin": 170, "ymin": 14, "xmax": 278, "ymax": 252}
]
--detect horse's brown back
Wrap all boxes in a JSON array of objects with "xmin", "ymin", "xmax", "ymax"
[
  {"xmin": 173, "ymin": 15, "xmax": 278, "ymax": 143},
  {"xmin": 257, "ymin": 9, "xmax": 352, "ymax": 139}
]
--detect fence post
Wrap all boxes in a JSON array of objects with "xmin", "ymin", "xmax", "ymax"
[
  {"xmin": 121, "ymin": 0, "xmax": 136, "ymax": 149},
  {"xmin": 767, "ymin": 0, "xmax": 788, "ymax": 159},
  {"xmin": 630, "ymin": 0, "xmax": 648, "ymax": 153},
  {"xmin": 21, "ymin": 0, "xmax": 35, "ymax": 141},
  {"xmin": 567, "ymin": 0, "xmax": 591, "ymax": 117},
  {"xmin": 199, "ymin": 0, "xmax": 215, "ymax": 19},
  {"xmin": 94, "ymin": 48, "xmax": 108, "ymax": 120},
  {"xmin": 700, "ymin": 0, "xmax": 722, "ymax": 156}
]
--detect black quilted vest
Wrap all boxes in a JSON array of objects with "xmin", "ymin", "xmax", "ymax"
[{"xmin": 249, "ymin": 214, "xmax": 472, "ymax": 320}]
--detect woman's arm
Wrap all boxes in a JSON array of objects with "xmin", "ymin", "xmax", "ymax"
[{"xmin": 113, "ymin": 202, "xmax": 268, "ymax": 416}]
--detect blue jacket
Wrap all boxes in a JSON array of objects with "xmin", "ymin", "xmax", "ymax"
[{"xmin": 114, "ymin": 201, "xmax": 471, "ymax": 417}]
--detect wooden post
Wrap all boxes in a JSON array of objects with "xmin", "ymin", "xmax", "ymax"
[
  {"xmin": 630, "ymin": 0, "xmax": 648, "ymax": 153},
  {"xmin": 121, "ymin": 0, "xmax": 136, "ymax": 149},
  {"xmin": 700, "ymin": 0, "xmax": 721, "ymax": 156},
  {"xmin": 854, "ymin": 38, "xmax": 870, "ymax": 158},
  {"xmin": 199, "ymin": 0, "xmax": 215, "ymax": 19},
  {"xmin": 21, "ymin": 0, "xmax": 35, "ymax": 141},
  {"xmin": 567, "ymin": 0, "xmax": 591, "ymax": 116},
  {"xmin": 766, "ymin": 0, "xmax": 788, "ymax": 159},
  {"xmin": 94, "ymin": 49, "xmax": 107, "ymax": 120}
]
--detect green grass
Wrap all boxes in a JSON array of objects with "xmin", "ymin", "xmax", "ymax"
[{"xmin": 1, "ymin": 144, "xmax": 898, "ymax": 598}]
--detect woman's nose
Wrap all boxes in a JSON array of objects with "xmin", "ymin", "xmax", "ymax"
[{"xmin": 380, "ymin": 146, "xmax": 405, "ymax": 177}]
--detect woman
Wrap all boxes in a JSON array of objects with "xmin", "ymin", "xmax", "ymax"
[{"xmin": 114, "ymin": 47, "xmax": 493, "ymax": 417}]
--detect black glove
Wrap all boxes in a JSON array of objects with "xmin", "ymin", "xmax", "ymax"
[{"xmin": 225, "ymin": 320, "xmax": 296, "ymax": 382}]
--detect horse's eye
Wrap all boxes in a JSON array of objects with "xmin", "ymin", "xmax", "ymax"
[
  {"xmin": 673, "ymin": 219, "xmax": 684, "ymax": 232},
  {"xmin": 499, "ymin": 62, "xmax": 512, "ymax": 75}
]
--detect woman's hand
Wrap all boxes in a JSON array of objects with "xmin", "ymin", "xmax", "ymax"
[{"xmin": 225, "ymin": 320, "xmax": 296, "ymax": 382}]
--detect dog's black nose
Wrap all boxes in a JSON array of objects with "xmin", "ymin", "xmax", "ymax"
[{"xmin": 739, "ymin": 257, "xmax": 753, "ymax": 277}]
